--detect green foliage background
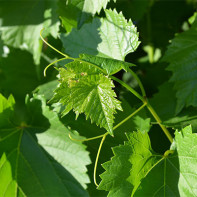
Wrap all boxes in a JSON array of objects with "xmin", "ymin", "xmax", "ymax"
[{"xmin": 0, "ymin": 0, "xmax": 197, "ymax": 196}]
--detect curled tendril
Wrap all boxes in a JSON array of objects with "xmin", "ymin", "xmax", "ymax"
[{"xmin": 40, "ymin": 28, "xmax": 69, "ymax": 76}]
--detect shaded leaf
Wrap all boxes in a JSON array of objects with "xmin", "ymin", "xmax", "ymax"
[
  {"xmin": 0, "ymin": 93, "xmax": 90, "ymax": 196},
  {"xmin": 163, "ymin": 17, "xmax": 197, "ymax": 113},
  {"xmin": 58, "ymin": 0, "xmax": 116, "ymax": 31},
  {"xmin": 61, "ymin": 9, "xmax": 140, "ymax": 60},
  {"xmin": 150, "ymin": 82, "xmax": 197, "ymax": 130}
]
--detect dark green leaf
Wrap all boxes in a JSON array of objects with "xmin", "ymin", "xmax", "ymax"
[{"xmin": 163, "ymin": 18, "xmax": 197, "ymax": 113}]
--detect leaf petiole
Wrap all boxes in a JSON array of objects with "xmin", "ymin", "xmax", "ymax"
[{"xmin": 68, "ymin": 133, "xmax": 106, "ymax": 142}]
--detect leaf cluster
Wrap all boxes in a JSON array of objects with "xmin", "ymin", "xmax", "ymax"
[{"xmin": 0, "ymin": 0, "xmax": 197, "ymax": 196}]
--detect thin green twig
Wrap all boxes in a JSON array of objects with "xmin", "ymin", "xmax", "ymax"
[
  {"xmin": 111, "ymin": 76, "xmax": 145, "ymax": 102},
  {"xmin": 128, "ymin": 68, "xmax": 146, "ymax": 97},
  {"xmin": 40, "ymin": 28, "xmax": 69, "ymax": 58}
]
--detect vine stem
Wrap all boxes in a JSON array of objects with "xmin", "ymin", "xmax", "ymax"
[
  {"xmin": 69, "ymin": 133, "xmax": 105, "ymax": 142},
  {"xmin": 94, "ymin": 133, "xmax": 107, "ymax": 187},
  {"xmin": 111, "ymin": 75, "xmax": 173, "ymax": 143},
  {"xmin": 128, "ymin": 68, "xmax": 146, "ymax": 97},
  {"xmin": 111, "ymin": 76, "xmax": 145, "ymax": 102},
  {"xmin": 113, "ymin": 102, "xmax": 147, "ymax": 130},
  {"xmin": 146, "ymin": 104, "xmax": 173, "ymax": 143}
]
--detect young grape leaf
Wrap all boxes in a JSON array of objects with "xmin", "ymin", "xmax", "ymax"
[
  {"xmin": 135, "ymin": 125, "xmax": 197, "ymax": 197},
  {"xmin": 163, "ymin": 17, "xmax": 197, "ymax": 113},
  {"xmin": 98, "ymin": 131, "xmax": 161, "ymax": 196},
  {"xmin": 50, "ymin": 61, "xmax": 122, "ymax": 135},
  {"xmin": 80, "ymin": 54, "xmax": 135, "ymax": 75},
  {"xmin": 0, "ymin": 0, "xmax": 59, "ymax": 64},
  {"xmin": 0, "ymin": 94, "xmax": 90, "ymax": 196},
  {"xmin": 58, "ymin": 0, "xmax": 116, "ymax": 31},
  {"xmin": 61, "ymin": 9, "xmax": 140, "ymax": 61}
]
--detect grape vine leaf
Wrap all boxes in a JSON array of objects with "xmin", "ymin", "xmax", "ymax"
[
  {"xmin": 50, "ymin": 61, "xmax": 122, "ymax": 135},
  {"xmin": 0, "ymin": 0, "xmax": 59, "ymax": 64},
  {"xmin": 80, "ymin": 54, "xmax": 135, "ymax": 75},
  {"xmin": 163, "ymin": 16, "xmax": 197, "ymax": 113},
  {"xmin": 98, "ymin": 131, "xmax": 160, "ymax": 196},
  {"xmin": 58, "ymin": 0, "xmax": 116, "ymax": 31},
  {"xmin": 61, "ymin": 9, "xmax": 140, "ymax": 60},
  {"xmin": 149, "ymin": 82, "xmax": 197, "ymax": 130},
  {"xmin": 99, "ymin": 126, "xmax": 197, "ymax": 196},
  {"xmin": 0, "ymin": 93, "xmax": 90, "ymax": 196},
  {"xmin": 135, "ymin": 125, "xmax": 197, "ymax": 197}
]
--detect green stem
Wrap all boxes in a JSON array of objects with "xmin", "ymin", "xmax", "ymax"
[
  {"xmin": 111, "ymin": 76, "xmax": 145, "ymax": 102},
  {"xmin": 69, "ymin": 133, "xmax": 105, "ymax": 142},
  {"xmin": 94, "ymin": 133, "xmax": 107, "ymax": 187},
  {"xmin": 111, "ymin": 76, "xmax": 173, "ymax": 143},
  {"xmin": 128, "ymin": 68, "xmax": 146, "ymax": 97},
  {"xmin": 146, "ymin": 103, "xmax": 173, "ymax": 143},
  {"xmin": 113, "ymin": 103, "xmax": 147, "ymax": 130}
]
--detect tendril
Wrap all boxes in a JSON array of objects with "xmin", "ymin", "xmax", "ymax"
[
  {"xmin": 40, "ymin": 28, "xmax": 69, "ymax": 58},
  {"xmin": 43, "ymin": 57, "xmax": 67, "ymax": 76}
]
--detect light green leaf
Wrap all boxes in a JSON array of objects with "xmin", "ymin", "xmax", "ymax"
[
  {"xmin": 0, "ymin": 0, "xmax": 59, "ymax": 64},
  {"xmin": 58, "ymin": 0, "xmax": 116, "ymax": 31},
  {"xmin": 98, "ymin": 131, "xmax": 160, "ymax": 196},
  {"xmin": 135, "ymin": 125, "xmax": 197, "ymax": 197},
  {"xmin": 51, "ymin": 61, "xmax": 122, "ymax": 135},
  {"xmin": 80, "ymin": 54, "xmax": 135, "ymax": 75},
  {"xmin": 0, "ymin": 94, "xmax": 90, "ymax": 196},
  {"xmin": 163, "ymin": 17, "xmax": 197, "ymax": 113},
  {"xmin": 61, "ymin": 9, "xmax": 140, "ymax": 60}
]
